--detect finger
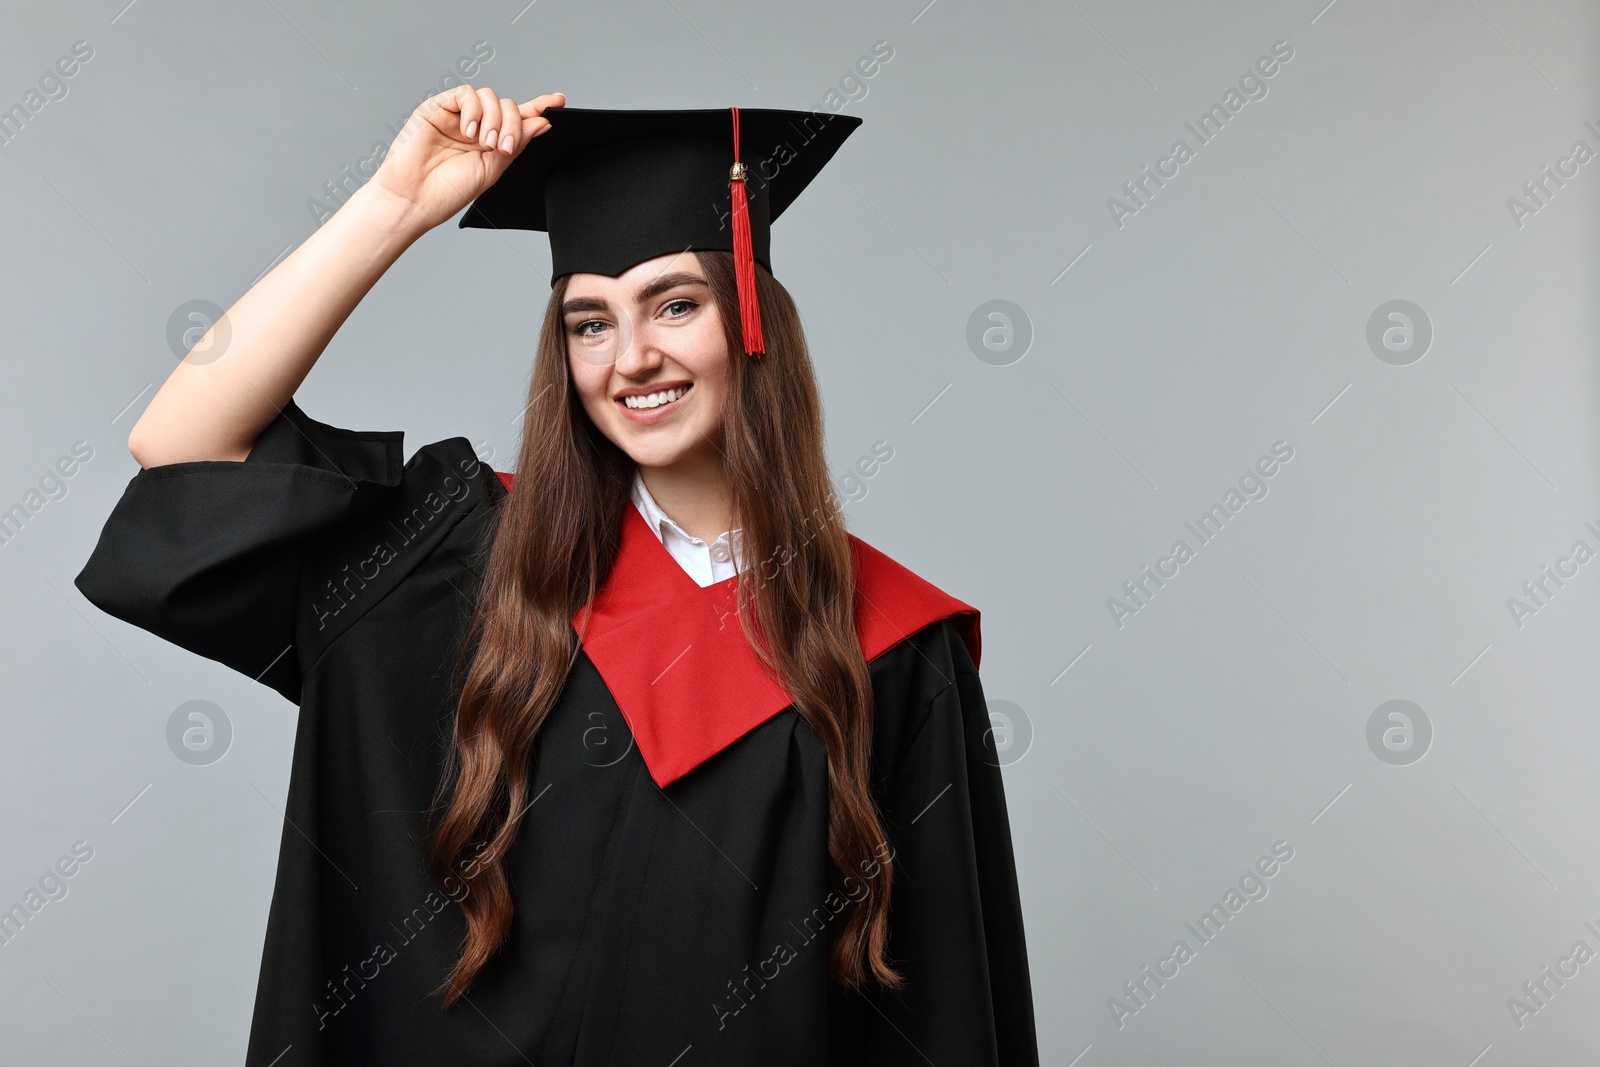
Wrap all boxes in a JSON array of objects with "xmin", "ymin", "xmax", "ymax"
[
  {"xmin": 495, "ymin": 96, "xmax": 520, "ymax": 155},
  {"xmin": 428, "ymin": 83, "xmax": 469, "ymax": 115},
  {"xmin": 476, "ymin": 87, "xmax": 502, "ymax": 150},
  {"xmin": 414, "ymin": 84, "xmax": 473, "ymax": 142},
  {"xmin": 448, "ymin": 82, "xmax": 483, "ymax": 141},
  {"xmin": 517, "ymin": 92, "xmax": 566, "ymax": 119},
  {"xmin": 518, "ymin": 113, "xmax": 553, "ymax": 145}
]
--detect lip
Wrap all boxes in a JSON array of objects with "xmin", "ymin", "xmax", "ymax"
[{"xmin": 615, "ymin": 382, "xmax": 693, "ymax": 425}]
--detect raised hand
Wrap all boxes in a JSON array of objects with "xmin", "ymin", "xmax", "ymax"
[{"xmin": 367, "ymin": 87, "xmax": 565, "ymax": 234}]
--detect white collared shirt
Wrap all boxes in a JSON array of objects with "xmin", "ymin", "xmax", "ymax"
[{"xmin": 630, "ymin": 470, "xmax": 745, "ymax": 587}]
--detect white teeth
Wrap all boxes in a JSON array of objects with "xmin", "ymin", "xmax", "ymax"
[{"xmin": 623, "ymin": 386, "xmax": 688, "ymax": 410}]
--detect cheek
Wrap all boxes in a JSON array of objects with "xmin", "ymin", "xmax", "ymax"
[
  {"xmin": 680, "ymin": 316, "xmax": 732, "ymax": 393},
  {"xmin": 568, "ymin": 357, "xmax": 610, "ymax": 414}
]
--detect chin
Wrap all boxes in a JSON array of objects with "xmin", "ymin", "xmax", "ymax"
[
  {"xmin": 619, "ymin": 431, "xmax": 716, "ymax": 471},
  {"xmin": 609, "ymin": 432, "xmax": 683, "ymax": 469}
]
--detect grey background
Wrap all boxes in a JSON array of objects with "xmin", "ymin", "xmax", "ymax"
[{"xmin": 2, "ymin": 0, "xmax": 1598, "ymax": 1063}]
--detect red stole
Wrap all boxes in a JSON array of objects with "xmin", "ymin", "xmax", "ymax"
[{"xmin": 496, "ymin": 471, "xmax": 981, "ymax": 788}]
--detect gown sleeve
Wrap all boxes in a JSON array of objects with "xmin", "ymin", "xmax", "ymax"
[
  {"xmin": 833, "ymin": 621, "xmax": 1041, "ymax": 1065},
  {"xmin": 72, "ymin": 398, "xmax": 404, "ymax": 703}
]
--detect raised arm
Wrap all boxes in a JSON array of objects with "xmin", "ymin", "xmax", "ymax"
[{"xmin": 127, "ymin": 87, "xmax": 565, "ymax": 468}]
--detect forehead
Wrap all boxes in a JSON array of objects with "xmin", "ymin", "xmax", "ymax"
[{"xmin": 562, "ymin": 252, "xmax": 708, "ymax": 301}]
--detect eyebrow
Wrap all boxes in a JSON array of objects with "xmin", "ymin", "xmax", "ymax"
[{"xmin": 561, "ymin": 272, "xmax": 709, "ymax": 317}]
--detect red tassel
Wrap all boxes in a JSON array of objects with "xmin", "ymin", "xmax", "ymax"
[{"xmin": 728, "ymin": 107, "xmax": 764, "ymax": 357}]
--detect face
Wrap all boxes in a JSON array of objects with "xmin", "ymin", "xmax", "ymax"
[{"xmin": 563, "ymin": 254, "xmax": 731, "ymax": 471}]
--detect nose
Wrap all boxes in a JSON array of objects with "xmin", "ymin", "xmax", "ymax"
[{"xmin": 612, "ymin": 310, "xmax": 664, "ymax": 376}]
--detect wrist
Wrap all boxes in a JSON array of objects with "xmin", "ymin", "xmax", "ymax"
[{"xmin": 343, "ymin": 179, "xmax": 433, "ymax": 245}]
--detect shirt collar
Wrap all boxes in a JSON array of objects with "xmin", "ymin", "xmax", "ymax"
[{"xmin": 630, "ymin": 469, "xmax": 743, "ymax": 552}]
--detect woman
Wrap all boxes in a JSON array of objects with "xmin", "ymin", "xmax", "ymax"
[{"xmin": 75, "ymin": 87, "xmax": 1037, "ymax": 1065}]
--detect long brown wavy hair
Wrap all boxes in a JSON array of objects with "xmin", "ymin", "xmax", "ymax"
[{"xmin": 425, "ymin": 250, "xmax": 902, "ymax": 1007}]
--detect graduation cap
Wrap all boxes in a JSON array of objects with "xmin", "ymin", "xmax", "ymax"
[{"xmin": 458, "ymin": 106, "xmax": 862, "ymax": 356}]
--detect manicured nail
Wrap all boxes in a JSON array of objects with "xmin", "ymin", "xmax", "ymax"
[
  {"xmin": 484, "ymin": 128, "xmax": 497, "ymax": 148},
  {"xmin": 500, "ymin": 133, "xmax": 514, "ymax": 153},
  {"xmin": 465, "ymin": 119, "xmax": 477, "ymax": 137}
]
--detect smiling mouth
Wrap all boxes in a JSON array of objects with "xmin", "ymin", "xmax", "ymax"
[{"xmin": 619, "ymin": 383, "xmax": 692, "ymax": 411}]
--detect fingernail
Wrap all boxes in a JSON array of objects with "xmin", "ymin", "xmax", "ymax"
[
  {"xmin": 484, "ymin": 128, "xmax": 497, "ymax": 148},
  {"xmin": 465, "ymin": 119, "xmax": 477, "ymax": 137},
  {"xmin": 500, "ymin": 133, "xmax": 514, "ymax": 153}
]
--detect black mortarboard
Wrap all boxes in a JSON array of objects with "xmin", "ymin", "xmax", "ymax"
[{"xmin": 458, "ymin": 106, "xmax": 862, "ymax": 355}]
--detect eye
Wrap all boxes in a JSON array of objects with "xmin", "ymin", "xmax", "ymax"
[
  {"xmin": 571, "ymin": 319, "xmax": 610, "ymax": 338},
  {"xmin": 661, "ymin": 298, "xmax": 698, "ymax": 319}
]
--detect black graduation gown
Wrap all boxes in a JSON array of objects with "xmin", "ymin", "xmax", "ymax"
[{"xmin": 73, "ymin": 398, "xmax": 1039, "ymax": 1066}]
